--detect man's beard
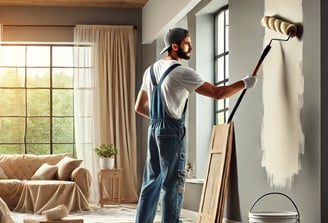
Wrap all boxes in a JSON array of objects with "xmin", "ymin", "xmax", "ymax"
[{"xmin": 177, "ymin": 48, "xmax": 190, "ymax": 60}]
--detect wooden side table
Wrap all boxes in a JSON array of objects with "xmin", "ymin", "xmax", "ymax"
[{"xmin": 98, "ymin": 169, "xmax": 123, "ymax": 207}]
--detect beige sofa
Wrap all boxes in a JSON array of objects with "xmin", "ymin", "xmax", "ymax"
[{"xmin": 0, "ymin": 153, "xmax": 91, "ymax": 214}]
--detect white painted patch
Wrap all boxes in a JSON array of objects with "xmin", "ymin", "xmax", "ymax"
[{"xmin": 261, "ymin": 0, "xmax": 304, "ymax": 188}]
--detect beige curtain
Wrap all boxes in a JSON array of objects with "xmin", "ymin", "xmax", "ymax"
[
  {"xmin": 0, "ymin": 24, "xmax": 2, "ymax": 44},
  {"xmin": 74, "ymin": 25, "xmax": 138, "ymax": 203}
]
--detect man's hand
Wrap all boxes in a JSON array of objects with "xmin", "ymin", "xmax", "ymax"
[{"xmin": 242, "ymin": 75, "xmax": 257, "ymax": 89}]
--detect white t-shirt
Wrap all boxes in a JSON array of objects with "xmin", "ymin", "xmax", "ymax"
[{"xmin": 140, "ymin": 59, "xmax": 205, "ymax": 119}]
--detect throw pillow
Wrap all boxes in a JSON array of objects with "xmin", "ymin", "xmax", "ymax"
[
  {"xmin": 56, "ymin": 156, "xmax": 82, "ymax": 180},
  {"xmin": 0, "ymin": 167, "xmax": 8, "ymax": 179},
  {"xmin": 31, "ymin": 163, "xmax": 58, "ymax": 180},
  {"xmin": 42, "ymin": 204, "xmax": 68, "ymax": 220}
]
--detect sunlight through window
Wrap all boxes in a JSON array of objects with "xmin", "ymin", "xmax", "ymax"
[{"xmin": 0, "ymin": 43, "xmax": 75, "ymax": 155}]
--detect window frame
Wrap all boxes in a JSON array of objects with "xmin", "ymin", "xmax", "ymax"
[
  {"xmin": 214, "ymin": 5, "xmax": 229, "ymax": 124},
  {"xmin": 0, "ymin": 42, "xmax": 76, "ymax": 155}
]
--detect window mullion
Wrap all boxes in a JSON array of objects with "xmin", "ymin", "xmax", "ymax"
[
  {"xmin": 50, "ymin": 46, "xmax": 53, "ymax": 154},
  {"xmin": 24, "ymin": 46, "xmax": 28, "ymax": 154}
]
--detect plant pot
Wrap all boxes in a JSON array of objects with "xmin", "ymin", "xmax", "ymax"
[{"xmin": 99, "ymin": 157, "xmax": 115, "ymax": 169}]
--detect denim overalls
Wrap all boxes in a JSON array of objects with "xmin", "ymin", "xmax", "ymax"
[{"xmin": 136, "ymin": 63, "xmax": 187, "ymax": 223}]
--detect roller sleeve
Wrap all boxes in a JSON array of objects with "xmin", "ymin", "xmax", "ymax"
[
  {"xmin": 261, "ymin": 16, "xmax": 297, "ymax": 37},
  {"xmin": 274, "ymin": 19, "xmax": 282, "ymax": 33}
]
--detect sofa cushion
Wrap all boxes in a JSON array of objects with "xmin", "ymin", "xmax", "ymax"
[
  {"xmin": 0, "ymin": 154, "xmax": 70, "ymax": 180},
  {"xmin": 0, "ymin": 167, "xmax": 8, "ymax": 179},
  {"xmin": 31, "ymin": 163, "xmax": 58, "ymax": 180},
  {"xmin": 56, "ymin": 157, "xmax": 82, "ymax": 180}
]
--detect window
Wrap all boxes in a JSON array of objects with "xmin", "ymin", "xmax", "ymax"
[
  {"xmin": 214, "ymin": 6, "xmax": 229, "ymax": 124},
  {"xmin": 0, "ymin": 43, "xmax": 75, "ymax": 155}
]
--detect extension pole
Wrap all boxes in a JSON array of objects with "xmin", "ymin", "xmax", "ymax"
[{"xmin": 227, "ymin": 44, "xmax": 271, "ymax": 123}]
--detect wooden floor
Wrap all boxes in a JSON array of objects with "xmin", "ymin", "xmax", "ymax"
[{"xmin": 11, "ymin": 203, "xmax": 199, "ymax": 223}]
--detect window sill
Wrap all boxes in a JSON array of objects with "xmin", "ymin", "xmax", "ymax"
[{"xmin": 185, "ymin": 178, "xmax": 204, "ymax": 184}]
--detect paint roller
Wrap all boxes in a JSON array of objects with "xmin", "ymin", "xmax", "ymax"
[
  {"xmin": 261, "ymin": 16, "xmax": 298, "ymax": 37},
  {"xmin": 227, "ymin": 16, "xmax": 300, "ymax": 123}
]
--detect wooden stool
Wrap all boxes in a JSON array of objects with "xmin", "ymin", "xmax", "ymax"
[{"xmin": 98, "ymin": 169, "xmax": 123, "ymax": 207}]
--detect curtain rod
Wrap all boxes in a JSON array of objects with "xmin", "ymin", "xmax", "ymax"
[{"xmin": 2, "ymin": 24, "xmax": 138, "ymax": 29}]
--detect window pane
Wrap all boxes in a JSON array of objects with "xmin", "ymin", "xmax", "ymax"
[
  {"xmin": 216, "ymin": 57, "xmax": 224, "ymax": 81},
  {"xmin": 225, "ymin": 54, "xmax": 229, "ymax": 78},
  {"xmin": 217, "ymin": 99, "xmax": 224, "ymax": 111},
  {"xmin": 53, "ymin": 46, "xmax": 73, "ymax": 67},
  {"xmin": 225, "ymin": 26, "xmax": 229, "ymax": 51},
  {"xmin": 53, "ymin": 68, "xmax": 73, "ymax": 88},
  {"xmin": 216, "ymin": 13, "xmax": 225, "ymax": 54},
  {"xmin": 27, "ymin": 144, "xmax": 50, "ymax": 155},
  {"xmin": 0, "ymin": 144, "xmax": 24, "ymax": 154},
  {"xmin": 26, "ymin": 118, "xmax": 50, "ymax": 143},
  {"xmin": 27, "ymin": 89, "xmax": 50, "ymax": 116},
  {"xmin": 225, "ymin": 98, "xmax": 229, "ymax": 108},
  {"xmin": 217, "ymin": 112, "xmax": 225, "ymax": 124},
  {"xmin": 0, "ymin": 46, "xmax": 25, "ymax": 66},
  {"xmin": 26, "ymin": 46, "xmax": 50, "ymax": 67},
  {"xmin": 53, "ymin": 117, "xmax": 74, "ymax": 143},
  {"xmin": 0, "ymin": 68, "xmax": 25, "ymax": 87},
  {"xmin": 53, "ymin": 144, "xmax": 74, "ymax": 154},
  {"xmin": 27, "ymin": 68, "xmax": 50, "ymax": 87},
  {"xmin": 53, "ymin": 90, "xmax": 73, "ymax": 116},
  {"xmin": 0, "ymin": 89, "xmax": 25, "ymax": 116},
  {"xmin": 225, "ymin": 9, "xmax": 229, "ymax": 51},
  {"xmin": 0, "ymin": 118, "xmax": 25, "ymax": 142}
]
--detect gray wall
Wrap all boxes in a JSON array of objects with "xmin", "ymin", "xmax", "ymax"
[{"xmin": 229, "ymin": 0, "xmax": 320, "ymax": 222}]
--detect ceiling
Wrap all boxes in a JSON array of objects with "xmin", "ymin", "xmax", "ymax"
[{"xmin": 0, "ymin": 0, "xmax": 149, "ymax": 8}]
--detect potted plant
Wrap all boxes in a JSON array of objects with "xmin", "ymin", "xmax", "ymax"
[{"xmin": 94, "ymin": 143, "xmax": 118, "ymax": 169}]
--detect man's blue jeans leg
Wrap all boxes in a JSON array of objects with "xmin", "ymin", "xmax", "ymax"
[{"xmin": 135, "ymin": 129, "xmax": 161, "ymax": 223}]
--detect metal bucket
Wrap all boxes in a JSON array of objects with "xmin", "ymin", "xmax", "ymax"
[{"xmin": 248, "ymin": 192, "xmax": 300, "ymax": 223}]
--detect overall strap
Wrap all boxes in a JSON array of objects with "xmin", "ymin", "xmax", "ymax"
[
  {"xmin": 149, "ymin": 65, "xmax": 157, "ymax": 86},
  {"xmin": 158, "ymin": 63, "xmax": 181, "ymax": 84},
  {"xmin": 149, "ymin": 63, "xmax": 181, "ymax": 86},
  {"xmin": 149, "ymin": 63, "xmax": 181, "ymax": 120}
]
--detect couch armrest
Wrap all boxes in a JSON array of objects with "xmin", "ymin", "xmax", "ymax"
[{"xmin": 71, "ymin": 167, "xmax": 92, "ymax": 200}]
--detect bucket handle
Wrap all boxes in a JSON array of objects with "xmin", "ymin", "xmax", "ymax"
[{"xmin": 250, "ymin": 192, "xmax": 300, "ymax": 222}]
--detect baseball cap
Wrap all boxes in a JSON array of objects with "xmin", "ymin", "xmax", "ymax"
[{"xmin": 160, "ymin": 28, "xmax": 189, "ymax": 54}]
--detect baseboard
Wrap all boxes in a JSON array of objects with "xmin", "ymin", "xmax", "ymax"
[
  {"xmin": 180, "ymin": 210, "xmax": 241, "ymax": 223},
  {"xmin": 222, "ymin": 219, "xmax": 241, "ymax": 223},
  {"xmin": 181, "ymin": 208, "xmax": 198, "ymax": 221}
]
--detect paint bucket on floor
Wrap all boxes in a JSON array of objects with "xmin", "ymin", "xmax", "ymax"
[{"xmin": 248, "ymin": 192, "xmax": 300, "ymax": 223}]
